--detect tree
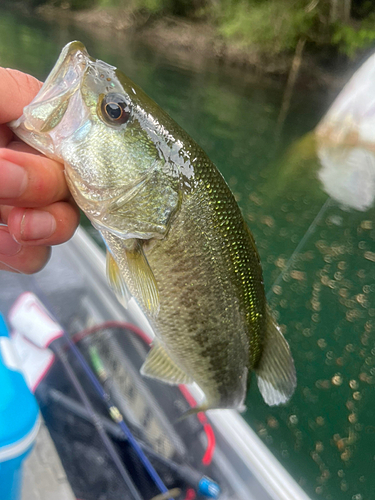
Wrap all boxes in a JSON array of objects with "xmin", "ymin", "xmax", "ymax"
[{"xmin": 329, "ymin": 0, "xmax": 351, "ymax": 23}]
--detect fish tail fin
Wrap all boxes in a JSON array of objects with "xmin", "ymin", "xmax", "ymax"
[{"xmin": 255, "ymin": 309, "xmax": 296, "ymax": 406}]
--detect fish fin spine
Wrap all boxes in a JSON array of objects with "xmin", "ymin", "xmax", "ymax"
[
  {"xmin": 106, "ymin": 250, "xmax": 131, "ymax": 308},
  {"xmin": 255, "ymin": 308, "xmax": 296, "ymax": 406},
  {"xmin": 141, "ymin": 340, "xmax": 193, "ymax": 385},
  {"xmin": 126, "ymin": 241, "xmax": 160, "ymax": 317}
]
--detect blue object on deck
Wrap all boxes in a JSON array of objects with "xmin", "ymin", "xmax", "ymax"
[
  {"xmin": 0, "ymin": 314, "xmax": 9, "ymax": 338},
  {"xmin": 198, "ymin": 476, "xmax": 221, "ymax": 498},
  {"xmin": 0, "ymin": 313, "xmax": 40, "ymax": 500}
]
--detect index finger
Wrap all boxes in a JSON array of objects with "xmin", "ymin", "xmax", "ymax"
[{"xmin": 0, "ymin": 68, "xmax": 42, "ymax": 124}]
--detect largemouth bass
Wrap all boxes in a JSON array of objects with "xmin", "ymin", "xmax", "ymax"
[{"xmin": 11, "ymin": 42, "xmax": 296, "ymax": 410}]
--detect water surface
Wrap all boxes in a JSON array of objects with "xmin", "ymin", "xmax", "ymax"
[{"xmin": 1, "ymin": 7, "xmax": 374, "ymax": 500}]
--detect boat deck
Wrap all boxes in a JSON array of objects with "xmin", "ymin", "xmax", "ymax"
[
  {"xmin": 22, "ymin": 421, "xmax": 75, "ymax": 500},
  {"xmin": 0, "ymin": 227, "xmax": 308, "ymax": 500}
]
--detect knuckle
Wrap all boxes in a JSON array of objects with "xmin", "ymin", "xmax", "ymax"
[{"xmin": 31, "ymin": 168, "xmax": 61, "ymax": 204}]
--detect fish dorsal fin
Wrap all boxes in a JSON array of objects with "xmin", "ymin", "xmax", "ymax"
[
  {"xmin": 125, "ymin": 240, "xmax": 160, "ymax": 317},
  {"xmin": 106, "ymin": 250, "xmax": 131, "ymax": 308},
  {"xmin": 141, "ymin": 340, "xmax": 193, "ymax": 385},
  {"xmin": 255, "ymin": 308, "xmax": 296, "ymax": 406}
]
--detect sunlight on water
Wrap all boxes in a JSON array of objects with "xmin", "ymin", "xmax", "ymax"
[{"xmin": 1, "ymin": 6, "xmax": 375, "ymax": 500}]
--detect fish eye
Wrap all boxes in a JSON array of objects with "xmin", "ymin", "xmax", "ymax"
[{"xmin": 100, "ymin": 93, "xmax": 131, "ymax": 126}]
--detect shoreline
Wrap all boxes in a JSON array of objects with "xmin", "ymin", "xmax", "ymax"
[{"xmin": 35, "ymin": 4, "xmax": 358, "ymax": 90}]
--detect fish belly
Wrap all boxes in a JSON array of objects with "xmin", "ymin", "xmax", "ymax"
[{"xmin": 145, "ymin": 195, "xmax": 257, "ymax": 410}]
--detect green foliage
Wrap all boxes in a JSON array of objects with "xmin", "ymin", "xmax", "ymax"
[
  {"xmin": 67, "ymin": 0, "xmax": 94, "ymax": 10},
  {"xmin": 26, "ymin": 0, "xmax": 96, "ymax": 10},
  {"xmin": 35, "ymin": 0, "xmax": 95, "ymax": 9},
  {"xmin": 213, "ymin": 1, "xmax": 317, "ymax": 55},
  {"xmin": 29, "ymin": 0, "xmax": 170, "ymax": 12},
  {"xmin": 93, "ymin": 0, "xmax": 206, "ymax": 15},
  {"xmin": 352, "ymin": 0, "xmax": 375, "ymax": 19},
  {"xmin": 97, "ymin": 0, "xmax": 168, "ymax": 12},
  {"xmin": 332, "ymin": 15, "xmax": 375, "ymax": 58},
  {"xmin": 211, "ymin": 0, "xmax": 375, "ymax": 59},
  {"xmin": 21, "ymin": 0, "xmax": 375, "ymax": 60}
]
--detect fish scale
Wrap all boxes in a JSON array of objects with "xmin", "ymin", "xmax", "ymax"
[
  {"xmin": 10, "ymin": 40, "xmax": 296, "ymax": 410},
  {"xmin": 144, "ymin": 158, "xmax": 266, "ymax": 407}
]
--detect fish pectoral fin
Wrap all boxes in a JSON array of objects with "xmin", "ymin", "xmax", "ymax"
[
  {"xmin": 125, "ymin": 241, "xmax": 160, "ymax": 317},
  {"xmin": 107, "ymin": 174, "xmax": 149, "ymax": 213},
  {"xmin": 255, "ymin": 309, "xmax": 296, "ymax": 406},
  {"xmin": 140, "ymin": 341, "xmax": 193, "ymax": 385},
  {"xmin": 106, "ymin": 251, "xmax": 131, "ymax": 308}
]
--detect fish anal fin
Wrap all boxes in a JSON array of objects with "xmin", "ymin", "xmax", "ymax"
[
  {"xmin": 141, "ymin": 341, "xmax": 193, "ymax": 385},
  {"xmin": 106, "ymin": 250, "xmax": 131, "ymax": 308},
  {"xmin": 255, "ymin": 309, "xmax": 296, "ymax": 406},
  {"xmin": 126, "ymin": 241, "xmax": 160, "ymax": 317}
]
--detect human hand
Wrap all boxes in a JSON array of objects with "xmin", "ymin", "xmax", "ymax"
[{"xmin": 0, "ymin": 68, "xmax": 80, "ymax": 273}]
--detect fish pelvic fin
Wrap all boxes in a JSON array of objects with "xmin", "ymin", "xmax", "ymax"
[
  {"xmin": 126, "ymin": 240, "xmax": 160, "ymax": 317},
  {"xmin": 141, "ymin": 340, "xmax": 193, "ymax": 385},
  {"xmin": 106, "ymin": 250, "xmax": 131, "ymax": 308},
  {"xmin": 255, "ymin": 308, "xmax": 296, "ymax": 406}
]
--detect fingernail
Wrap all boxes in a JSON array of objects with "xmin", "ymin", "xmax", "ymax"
[
  {"xmin": 0, "ymin": 228, "xmax": 22, "ymax": 256},
  {"xmin": 0, "ymin": 160, "xmax": 28, "ymax": 198},
  {"xmin": 20, "ymin": 210, "xmax": 56, "ymax": 241}
]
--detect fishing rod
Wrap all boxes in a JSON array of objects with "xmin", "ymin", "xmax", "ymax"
[
  {"xmin": 11, "ymin": 286, "xmax": 175, "ymax": 500},
  {"xmin": 63, "ymin": 326, "xmax": 180, "ymax": 500},
  {"xmin": 266, "ymin": 196, "xmax": 333, "ymax": 301},
  {"xmin": 64, "ymin": 318, "xmax": 220, "ymax": 499},
  {"xmin": 72, "ymin": 321, "xmax": 216, "ymax": 468},
  {"xmin": 51, "ymin": 342, "xmax": 144, "ymax": 500},
  {"xmin": 47, "ymin": 388, "xmax": 216, "ymax": 494},
  {"xmin": 13, "ymin": 285, "xmax": 220, "ymax": 499}
]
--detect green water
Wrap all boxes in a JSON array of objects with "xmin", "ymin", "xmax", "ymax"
[{"xmin": 2, "ymin": 7, "xmax": 375, "ymax": 500}]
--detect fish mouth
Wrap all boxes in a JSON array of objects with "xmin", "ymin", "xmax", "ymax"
[{"xmin": 9, "ymin": 41, "xmax": 91, "ymax": 159}]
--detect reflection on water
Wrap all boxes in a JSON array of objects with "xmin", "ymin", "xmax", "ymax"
[
  {"xmin": 1, "ymin": 6, "xmax": 375, "ymax": 500},
  {"xmin": 316, "ymin": 52, "xmax": 375, "ymax": 212}
]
